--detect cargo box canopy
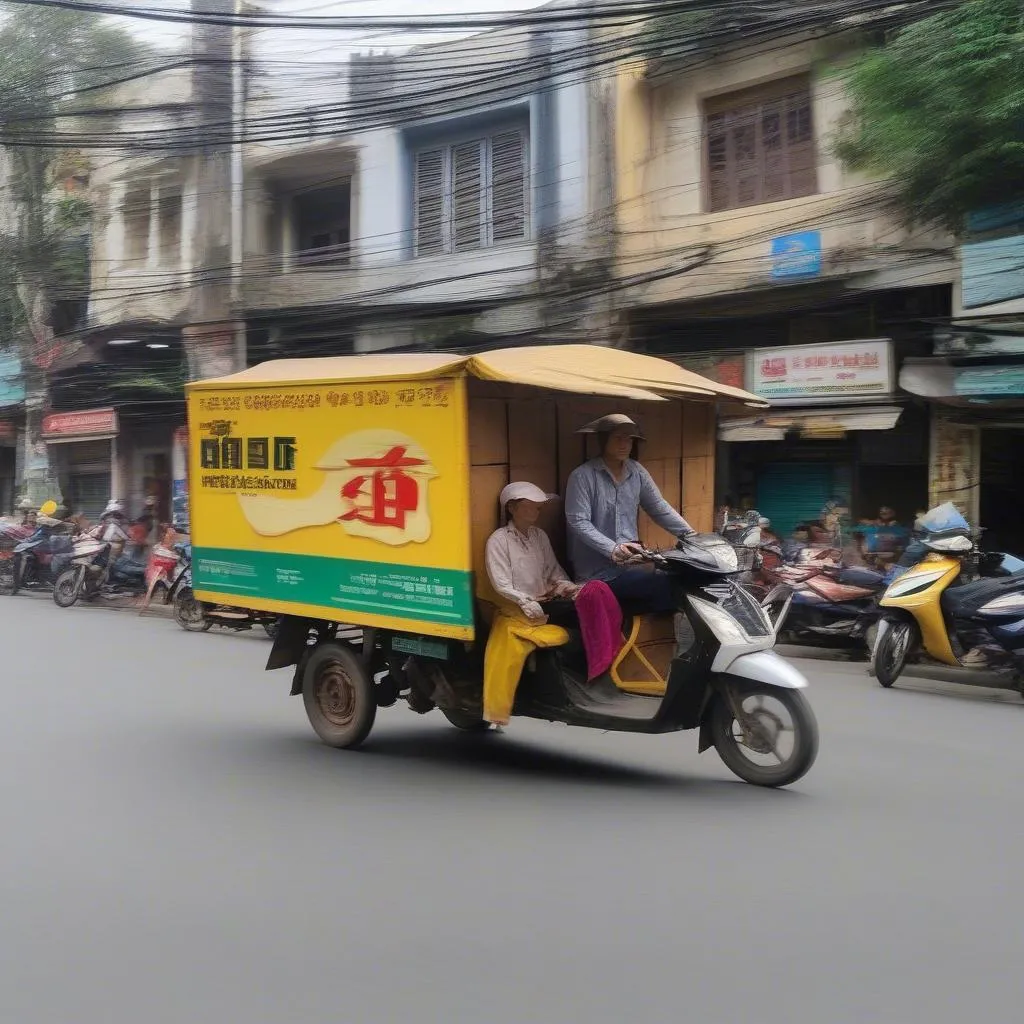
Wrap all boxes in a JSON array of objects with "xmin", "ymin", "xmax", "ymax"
[{"xmin": 187, "ymin": 344, "xmax": 768, "ymax": 408}]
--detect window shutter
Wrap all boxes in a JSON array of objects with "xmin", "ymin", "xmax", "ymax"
[
  {"xmin": 452, "ymin": 140, "xmax": 483, "ymax": 252},
  {"xmin": 784, "ymin": 91, "xmax": 817, "ymax": 197},
  {"xmin": 490, "ymin": 130, "xmax": 527, "ymax": 242},
  {"xmin": 414, "ymin": 149, "xmax": 445, "ymax": 256},
  {"xmin": 703, "ymin": 76, "xmax": 817, "ymax": 213},
  {"xmin": 729, "ymin": 106, "xmax": 760, "ymax": 208},
  {"xmin": 706, "ymin": 115, "xmax": 730, "ymax": 213}
]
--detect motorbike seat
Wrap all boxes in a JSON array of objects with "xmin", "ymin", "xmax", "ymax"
[
  {"xmin": 832, "ymin": 565, "xmax": 884, "ymax": 589},
  {"xmin": 942, "ymin": 574, "xmax": 1024, "ymax": 619}
]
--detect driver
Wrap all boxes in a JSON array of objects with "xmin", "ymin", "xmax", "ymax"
[{"xmin": 565, "ymin": 414, "xmax": 696, "ymax": 614}]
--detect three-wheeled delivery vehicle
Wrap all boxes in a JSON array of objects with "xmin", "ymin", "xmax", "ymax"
[{"xmin": 185, "ymin": 345, "xmax": 819, "ymax": 788}]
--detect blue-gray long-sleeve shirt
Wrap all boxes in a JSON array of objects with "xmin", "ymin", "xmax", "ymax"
[{"xmin": 565, "ymin": 458, "xmax": 694, "ymax": 582}]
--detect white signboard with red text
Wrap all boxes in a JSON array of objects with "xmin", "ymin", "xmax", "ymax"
[
  {"xmin": 747, "ymin": 340, "xmax": 894, "ymax": 404},
  {"xmin": 41, "ymin": 407, "xmax": 119, "ymax": 442}
]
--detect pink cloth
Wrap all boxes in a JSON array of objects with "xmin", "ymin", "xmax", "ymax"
[{"xmin": 575, "ymin": 580, "xmax": 624, "ymax": 681}]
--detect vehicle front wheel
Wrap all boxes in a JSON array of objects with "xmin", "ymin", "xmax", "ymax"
[
  {"xmin": 10, "ymin": 556, "xmax": 23, "ymax": 596},
  {"xmin": 874, "ymin": 620, "xmax": 916, "ymax": 688},
  {"xmin": 441, "ymin": 708, "xmax": 490, "ymax": 732},
  {"xmin": 711, "ymin": 684, "xmax": 819, "ymax": 788},
  {"xmin": 0, "ymin": 559, "xmax": 14, "ymax": 596},
  {"xmin": 302, "ymin": 643, "xmax": 376, "ymax": 749},
  {"xmin": 173, "ymin": 587, "xmax": 207, "ymax": 632},
  {"xmin": 52, "ymin": 569, "xmax": 81, "ymax": 608}
]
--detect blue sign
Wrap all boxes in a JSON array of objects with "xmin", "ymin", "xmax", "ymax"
[
  {"xmin": 770, "ymin": 231, "xmax": 822, "ymax": 280},
  {"xmin": 961, "ymin": 234, "xmax": 1024, "ymax": 309},
  {"xmin": 954, "ymin": 366, "xmax": 1024, "ymax": 397},
  {"xmin": 0, "ymin": 350, "xmax": 24, "ymax": 408}
]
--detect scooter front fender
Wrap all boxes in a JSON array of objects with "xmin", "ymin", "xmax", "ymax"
[{"xmin": 722, "ymin": 650, "xmax": 809, "ymax": 690}]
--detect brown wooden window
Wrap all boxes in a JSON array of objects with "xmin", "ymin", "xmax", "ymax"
[{"xmin": 704, "ymin": 76, "xmax": 817, "ymax": 213}]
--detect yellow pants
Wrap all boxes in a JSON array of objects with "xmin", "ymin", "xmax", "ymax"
[{"xmin": 483, "ymin": 613, "xmax": 569, "ymax": 726}]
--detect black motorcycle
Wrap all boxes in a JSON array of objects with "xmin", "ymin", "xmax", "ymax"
[{"xmin": 11, "ymin": 524, "xmax": 75, "ymax": 594}]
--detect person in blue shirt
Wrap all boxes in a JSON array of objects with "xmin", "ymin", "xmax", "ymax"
[{"xmin": 564, "ymin": 413, "xmax": 696, "ymax": 614}]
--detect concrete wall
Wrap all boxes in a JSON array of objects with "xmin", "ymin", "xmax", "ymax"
[{"xmin": 613, "ymin": 35, "xmax": 956, "ymax": 307}]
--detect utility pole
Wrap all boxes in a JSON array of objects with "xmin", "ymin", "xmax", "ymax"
[{"xmin": 185, "ymin": 0, "xmax": 246, "ymax": 381}]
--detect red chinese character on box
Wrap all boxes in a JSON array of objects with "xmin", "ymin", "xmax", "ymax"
[
  {"xmin": 761, "ymin": 357, "xmax": 787, "ymax": 378},
  {"xmin": 339, "ymin": 446, "xmax": 426, "ymax": 530}
]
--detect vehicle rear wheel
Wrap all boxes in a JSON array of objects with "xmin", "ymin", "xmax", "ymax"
[
  {"xmin": 0, "ymin": 559, "xmax": 14, "ymax": 596},
  {"xmin": 173, "ymin": 587, "xmax": 207, "ymax": 632},
  {"xmin": 52, "ymin": 569, "xmax": 81, "ymax": 608},
  {"xmin": 302, "ymin": 643, "xmax": 376, "ymax": 749},
  {"xmin": 441, "ymin": 708, "xmax": 490, "ymax": 732},
  {"xmin": 10, "ymin": 556, "xmax": 23, "ymax": 596},
  {"xmin": 874, "ymin": 620, "xmax": 916, "ymax": 688},
  {"xmin": 711, "ymin": 684, "xmax": 819, "ymax": 788}
]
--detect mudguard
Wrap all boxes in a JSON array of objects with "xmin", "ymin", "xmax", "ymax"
[{"xmin": 722, "ymin": 650, "xmax": 809, "ymax": 689}]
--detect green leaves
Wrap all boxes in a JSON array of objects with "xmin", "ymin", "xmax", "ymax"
[{"xmin": 837, "ymin": 0, "xmax": 1024, "ymax": 232}]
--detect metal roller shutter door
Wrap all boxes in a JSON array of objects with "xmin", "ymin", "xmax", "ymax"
[{"xmin": 755, "ymin": 463, "xmax": 834, "ymax": 538}]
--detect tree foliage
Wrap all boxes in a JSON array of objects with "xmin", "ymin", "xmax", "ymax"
[
  {"xmin": 836, "ymin": 0, "xmax": 1024, "ymax": 232},
  {"xmin": 0, "ymin": 4, "xmax": 147, "ymax": 341}
]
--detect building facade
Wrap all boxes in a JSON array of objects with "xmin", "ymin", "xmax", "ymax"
[
  {"xmin": 605, "ymin": 16, "xmax": 958, "ymax": 533},
  {"xmin": 76, "ymin": 10, "xmax": 606, "ymax": 527}
]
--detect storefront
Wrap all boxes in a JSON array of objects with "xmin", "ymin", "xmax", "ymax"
[
  {"xmin": 720, "ymin": 339, "xmax": 930, "ymax": 536},
  {"xmin": 901, "ymin": 326, "xmax": 1024, "ymax": 549},
  {"xmin": 43, "ymin": 407, "xmax": 119, "ymax": 520},
  {"xmin": 0, "ymin": 419, "xmax": 17, "ymax": 514}
]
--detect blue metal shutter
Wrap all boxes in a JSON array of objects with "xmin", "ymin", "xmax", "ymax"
[{"xmin": 755, "ymin": 463, "xmax": 834, "ymax": 538}]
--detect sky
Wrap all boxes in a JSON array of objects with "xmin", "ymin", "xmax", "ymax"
[
  {"xmin": 109, "ymin": 0, "xmax": 552, "ymax": 54},
  {"xmin": 101, "ymin": 0, "xmax": 553, "ymax": 113}
]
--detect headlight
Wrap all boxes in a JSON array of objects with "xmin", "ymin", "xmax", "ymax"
[
  {"xmin": 925, "ymin": 535, "xmax": 973, "ymax": 553},
  {"xmin": 979, "ymin": 593, "xmax": 1024, "ymax": 615},
  {"xmin": 690, "ymin": 596, "xmax": 750, "ymax": 645}
]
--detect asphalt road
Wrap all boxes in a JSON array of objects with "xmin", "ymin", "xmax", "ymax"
[{"xmin": 3, "ymin": 596, "xmax": 1023, "ymax": 1024}]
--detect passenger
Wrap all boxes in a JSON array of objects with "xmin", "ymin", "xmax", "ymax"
[
  {"xmin": 484, "ymin": 482, "xmax": 579, "ymax": 627},
  {"xmin": 565, "ymin": 413, "xmax": 696, "ymax": 614}
]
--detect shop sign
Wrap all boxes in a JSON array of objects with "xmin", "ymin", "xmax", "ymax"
[
  {"xmin": 929, "ymin": 409, "xmax": 979, "ymax": 524},
  {"xmin": 770, "ymin": 231, "xmax": 822, "ymax": 280},
  {"xmin": 748, "ymin": 340, "xmax": 893, "ymax": 403},
  {"xmin": 41, "ymin": 407, "xmax": 118, "ymax": 440},
  {"xmin": 934, "ymin": 330, "xmax": 1024, "ymax": 358},
  {"xmin": 0, "ymin": 350, "xmax": 24, "ymax": 408},
  {"xmin": 954, "ymin": 366, "xmax": 1024, "ymax": 397},
  {"xmin": 961, "ymin": 235, "xmax": 1024, "ymax": 309}
]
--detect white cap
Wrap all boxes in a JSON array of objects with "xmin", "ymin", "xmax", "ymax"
[{"xmin": 500, "ymin": 482, "xmax": 556, "ymax": 507}]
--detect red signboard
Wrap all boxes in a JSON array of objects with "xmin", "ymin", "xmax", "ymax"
[{"xmin": 41, "ymin": 408, "xmax": 118, "ymax": 439}]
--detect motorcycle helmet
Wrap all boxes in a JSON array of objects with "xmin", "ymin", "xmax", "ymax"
[
  {"xmin": 100, "ymin": 499, "xmax": 125, "ymax": 519},
  {"xmin": 16, "ymin": 497, "xmax": 32, "ymax": 512}
]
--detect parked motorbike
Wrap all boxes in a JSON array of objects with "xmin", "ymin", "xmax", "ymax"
[
  {"xmin": 169, "ymin": 544, "xmax": 280, "ymax": 638},
  {"xmin": 53, "ymin": 540, "xmax": 180, "ymax": 609},
  {"xmin": 0, "ymin": 520, "xmax": 33, "ymax": 594},
  {"xmin": 779, "ymin": 562, "xmax": 887, "ymax": 652},
  {"xmin": 871, "ymin": 503, "xmax": 1024, "ymax": 691},
  {"xmin": 11, "ymin": 519, "xmax": 76, "ymax": 594}
]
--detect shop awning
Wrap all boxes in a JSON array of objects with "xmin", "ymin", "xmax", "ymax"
[
  {"xmin": 720, "ymin": 405, "xmax": 904, "ymax": 442},
  {"xmin": 190, "ymin": 345, "xmax": 768, "ymax": 408}
]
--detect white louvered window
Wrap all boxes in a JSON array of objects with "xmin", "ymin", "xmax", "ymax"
[{"xmin": 413, "ymin": 128, "xmax": 529, "ymax": 257}]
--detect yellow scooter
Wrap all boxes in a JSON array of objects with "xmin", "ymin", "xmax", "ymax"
[{"xmin": 872, "ymin": 504, "xmax": 1024, "ymax": 689}]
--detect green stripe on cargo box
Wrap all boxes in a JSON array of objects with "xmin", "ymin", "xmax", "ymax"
[{"xmin": 192, "ymin": 547, "xmax": 473, "ymax": 627}]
